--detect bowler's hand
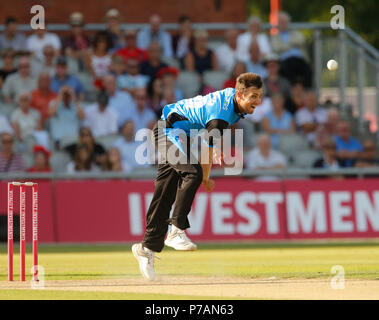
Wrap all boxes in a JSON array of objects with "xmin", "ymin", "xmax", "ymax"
[
  {"xmin": 213, "ymin": 149, "xmax": 224, "ymax": 165},
  {"xmin": 202, "ymin": 179, "xmax": 215, "ymax": 192}
]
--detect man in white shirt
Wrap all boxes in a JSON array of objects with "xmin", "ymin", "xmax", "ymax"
[
  {"xmin": 245, "ymin": 133, "xmax": 287, "ymax": 181},
  {"xmin": 215, "ymin": 28, "xmax": 239, "ymax": 74},
  {"xmin": 129, "ymin": 88, "xmax": 157, "ymax": 132},
  {"xmin": 295, "ymin": 90, "xmax": 327, "ymax": 144},
  {"xmin": 112, "ymin": 120, "xmax": 151, "ymax": 169},
  {"xmin": 2, "ymin": 56, "xmax": 37, "ymax": 104},
  {"xmin": 137, "ymin": 14, "xmax": 173, "ymax": 58},
  {"xmin": 83, "ymin": 91, "xmax": 118, "ymax": 138},
  {"xmin": 245, "ymin": 40, "xmax": 268, "ymax": 79},
  {"xmin": 26, "ymin": 28, "xmax": 61, "ymax": 61},
  {"xmin": 10, "ymin": 91, "xmax": 42, "ymax": 141},
  {"xmin": 236, "ymin": 16, "xmax": 272, "ymax": 63},
  {"xmin": 0, "ymin": 115, "xmax": 14, "ymax": 134},
  {"xmin": 103, "ymin": 74, "xmax": 137, "ymax": 128}
]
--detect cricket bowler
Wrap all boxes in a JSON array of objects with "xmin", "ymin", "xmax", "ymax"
[{"xmin": 133, "ymin": 72, "xmax": 263, "ymax": 280}]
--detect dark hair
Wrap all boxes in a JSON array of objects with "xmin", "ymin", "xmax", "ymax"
[
  {"xmin": 178, "ymin": 15, "xmax": 191, "ymax": 24},
  {"xmin": 5, "ymin": 17, "xmax": 17, "ymax": 25},
  {"xmin": 147, "ymin": 77, "xmax": 162, "ymax": 98},
  {"xmin": 74, "ymin": 144, "xmax": 92, "ymax": 171},
  {"xmin": 93, "ymin": 31, "xmax": 113, "ymax": 52},
  {"xmin": 235, "ymin": 73, "xmax": 263, "ymax": 92},
  {"xmin": 97, "ymin": 90, "xmax": 109, "ymax": 107}
]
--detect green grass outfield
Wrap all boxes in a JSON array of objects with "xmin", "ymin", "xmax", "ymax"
[{"xmin": 0, "ymin": 240, "xmax": 378, "ymax": 299}]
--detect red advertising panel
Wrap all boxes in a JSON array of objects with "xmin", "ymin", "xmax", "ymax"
[
  {"xmin": 1, "ymin": 178, "xmax": 379, "ymax": 243},
  {"xmin": 53, "ymin": 179, "xmax": 287, "ymax": 242},
  {"xmin": 284, "ymin": 179, "xmax": 379, "ymax": 239},
  {"xmin": 0, "ymin": 180, "xmax": 55, "ymax": 242}
]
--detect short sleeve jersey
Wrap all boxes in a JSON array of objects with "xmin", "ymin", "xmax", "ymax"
[{"xmin": 161, "ymin": 88, "xmax": 244, "ymax": 135}]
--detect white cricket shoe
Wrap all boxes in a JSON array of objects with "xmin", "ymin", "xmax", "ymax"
[
  {"xmin": 132, "ymin": 243, "xmax": 157, "ymax": 281},
  {"xmin": 164, "ymin": 225, "xmax": 197, "ymax": 251}
]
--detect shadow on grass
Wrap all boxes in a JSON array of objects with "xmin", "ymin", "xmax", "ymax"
[{"xmin": 1, "ymin": 240, "xmax": 379, "ymax": 254}]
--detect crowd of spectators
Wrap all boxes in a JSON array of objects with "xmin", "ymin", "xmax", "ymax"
[{"xmin": 0, "ymin": 10, "xmax": 377, "ymax": 177}]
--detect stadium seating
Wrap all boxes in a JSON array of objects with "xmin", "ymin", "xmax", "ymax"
[
  {"xmin": 59, "ymin": 134, "xmax": 79, "ymax": 150},
  {"xmin": 203, "ymin": 70, "xmax": 229, "ymax": 90},
  {"xmin": 176, "ymin": 71, "xmax": 201, "ymax": 98},
  {"xmin": 161, "ymin": 57, "xmax": 180, "ymax": 69},
  {"xmin": 0, "ymin": 102, "xmax": 15, "ymax": 119},
  {"xmin": 96, "ymin": 134, "xmax": 120, "ymax": 151},
  {"xmin": 292, "ymin": 149, "xmax": 322, "ymax": 169},
  {"xmin": 50, "ymin": 151, "xmax": 72, "ymax": 173},
  {"xmin": 278, "ymin": 133, "xmax": 310, "ymax": 157}
]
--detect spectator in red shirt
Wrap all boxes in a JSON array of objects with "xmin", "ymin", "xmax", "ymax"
[
  {"xmin": 114, "ymin": 30, "xmax": 149, "ymax": 63},
  {"xmin": 28, "ymin": 145, "xmax": 51, "ymax": 172},
  {"xmin": 222, "ymin": 61, "xmax": 247, "ymax": 89},
  {"xmin": 30, "ymin": 72, "xmax": 57, "ymax": 126}
]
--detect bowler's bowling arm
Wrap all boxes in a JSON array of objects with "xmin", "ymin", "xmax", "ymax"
[{"xmin": 200, "ymin": 144, "xmax": 215, "ymax": 192}]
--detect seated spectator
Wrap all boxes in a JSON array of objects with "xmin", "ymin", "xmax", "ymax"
[
  {"xmin": 114, "ymin": 29, "xmax": 149, "ymax": 63},
  {"xmin": 223, "ymin": 61, "xmax": 247, "ymax": 89},
  {"xmin": 28, "ymin": 145, "xmax": 51, "ymax": 172},
  {"xmin": 63, "ymin": 12, "xmax": 90, "ymax": 61},
  {"xmin": 245, "ymin": 133, "xmax": 287, "ymax": 181},
  {"xmin": 215, "ymin": 28, "xmax": 239, "ymax": 74},
  {"xmin": 312, "ymin": 138, "xmax": 342, "ymax": 179},
  {"xmin": 334, "ymin": 121, "xmax": 363, "ymax": 168},
  {"xmin": 284, "ymin": 81, "xmax": 305, "ymax": 114},
  {"xmin": 85, "ymin": 31, "xmax": 112, "ymax": 79},
  {"xmin": 10, "ymin": 92, "xmax": 42, "ymax": 142},
  {"xmin": 117, "ymin": 57, "xmax": 149, "ymax": 94},
  {"xmin": 0, "ymin": 132, "xmax": 26, "ymax": 172},
  {"xmin": 0, "ymin": 48, "xmax": 17, "ymax": 89},
  {"xmin": 64, "ymin": 127, "xmax": 106, "ymax": 167},
  {"xmin": 113, "ymin": 120, "xmax": 148, "ymax": 169},
  {"xmin": 104, "ymin": 8, "xmax": 124, "ymax": 51},
  {"xmin": 48, "ymin": 85, "xmax": 84, "ymax": 148},
  {"xmin": 50, "ymin": 56, "xmax": 85, "ymax": 100},
  {"xmin": 146, "ymin": 77, "xmax": 163, "ymax": 116},
  {"xmin": 66, "ymin": 143, "xmax": 99, "ymax": 173},
  {"xmin": 137, "ymin": 14, "xmax": 173, "ymax": 58},
  {"xmin": 109, "ymin": 55, "xmax": 126, "ymax": 77},
  {"xmin": 2, "ymin": 56, "xmax": 37, "ymax": 104},
  {"xmin": 245, "ymin": 40, "xmax": 268, "ymax": 79},
  {"xmin": 0, "ymin": 17, "xmax": 27, "ymax": 54},
  {"xmin": 83, "ymin": 90, "xmax": 118, "ymax": 138},
  {"xmin": 103, "ymin": 74, "xmax": 137, "ymax": 128},
  {"xmin": 104, "ymin": 147, "xmax": 130, "ymax": 172},
  {"xmin": 355, "ymin": 139, "xmax": 379, "ymax": 168},
  {"xmin": 140, "ymin": 42, "xmax": 168, "ymax": 80},
  {"xmin": 31, "ymin": 44, "xmax": 57, "ymax": 77},
  {"xmin": 236, "ymin": 16, "xmax": 272, "ymax": 62},
  {"xmin": 295, "ymin": 90, "xmax": 327, "ymax": 144},
  {"xmin": 26, "ymin": 27, "xmax": 61, "ymax": 61},
  {"xmin": 315, "ymin": 107, "xmax": 340, "ymax": 150},
  {"xmin": 263, "ymin": 53, "xmax": 291, "ymax": 99},
  {"xmin": 156, "ymin": 66, "xmax": 183, "ymax": 101},
  {"xmin": 172, "ymin": 15, "xmax": 194, "ymax": 60},
  {"xmin": 129, "ymin": 88, "xmax": 157, "ymax": 132},
  {"xmin": 261, "ymin": 93, "xmax": 295, "ymax": 149},
  {"xmin": 160, "ymin": 87, "xmax": 177, "ymax": 115},
  {"xmin": 184, "ymin": 30, "xmax": 218, "ymax": 75},
  {"xmin": 30, "ymin": 72, "xmax": 57, "ymax": 126},
  {"xmin": 271, "ymin": 11, "xmax": 312, "ymax": 87},
  {"xmin": 0, "ymin": 114, "xmax": 13, "ymax": 134}
]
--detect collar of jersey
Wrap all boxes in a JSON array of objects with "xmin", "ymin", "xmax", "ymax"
[{"xmin": 233, "ymin": 97, "xmax": 246, "ymax": 119}]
